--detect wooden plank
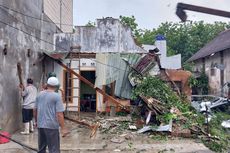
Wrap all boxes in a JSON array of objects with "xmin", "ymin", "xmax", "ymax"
[
  {"xmin": 68, "ymin": 52, "xmax": 96, "ymax": 59},
  {"xmin": 17, "ymin": 62, "xmax": 24, "ymax": 88},
  {"xmin": 50, "ymin": 57, "xmax": 124, "ymax": 107}
]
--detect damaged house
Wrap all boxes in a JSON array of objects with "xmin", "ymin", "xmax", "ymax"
[
  {"xmin": 45, "ymin": 18, "xmax": 147, "ymax": 112},
  {"xmin": 0, "ymin": 0, "xmax": 191, "ymax": 133},
  {"xmin": 43, "ymin": 18, "xmax": 191, "ymax": 113}
]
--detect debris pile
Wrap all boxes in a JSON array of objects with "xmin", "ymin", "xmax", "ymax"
[{"xmin": 64, "ymin": 51, "xmax": 229, "ymax": 152}]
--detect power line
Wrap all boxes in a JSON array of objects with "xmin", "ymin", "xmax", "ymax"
[
  {"xmin": 0, "ymin": 7, "xmax": 54, "ymax": 36},
  {"xmin": 0, "ymin": 4, "xmax": 145, "ymax": 72},
  {"xmin": 0, "ymin": 19, "xmax": 130, "ymax": 72},
  {"xmin": 0, "ymin": 19, "xmax": 55, "ymax": 47},
  {"xmin": 92, "ymin": 59, "xmax": 127, "ymax": 71},
  {"xmin": 0, "ymin": 4, "xmax": 75, "ymax": 27}
]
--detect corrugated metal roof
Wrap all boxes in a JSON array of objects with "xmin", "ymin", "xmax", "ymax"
[
  {"xmin": 95, "ymin": 53, "xmax": 142, "ymax": 99},
  {"xmin": 188, "ymin": 29, "xmax": 230, "ymax": 61},
  {"xmin": 42, "ymin": 50, "xmax": 69, "ymax": 60}
]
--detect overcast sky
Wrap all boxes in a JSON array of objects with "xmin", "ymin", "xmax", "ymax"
[{"xmin": 73, "ymin": 0, "xmax": 230, "ymax": 29}]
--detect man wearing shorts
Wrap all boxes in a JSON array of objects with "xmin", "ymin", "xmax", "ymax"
[{"xmin": 20, "ymin": 78, "xmax": 37, "ymax": 134}]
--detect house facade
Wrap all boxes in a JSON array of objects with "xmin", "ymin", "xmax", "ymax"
[
  {"xmin": 188, "ymin": 29, "xmax": 230, "ymax": 96},
  {"xmin": 52, "ymin": 18, "xmax": 146, "ymax": 112}
]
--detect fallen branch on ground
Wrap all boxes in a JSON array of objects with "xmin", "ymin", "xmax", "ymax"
[{"xmin": 64, "ymin": 116, "xmax": 100, "ymax": 138}]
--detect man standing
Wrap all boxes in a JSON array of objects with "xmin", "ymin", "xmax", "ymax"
[
  {"xmin": 20, "ymin": 78, "xmax": 37, "ymax": 135},
  {"xmin": 34, "ymin": 77, "xmax": 68, "ymax": 153}
]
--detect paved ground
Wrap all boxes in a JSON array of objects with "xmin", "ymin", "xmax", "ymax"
[{"xmin": 0, "ymin": 114, "xmax": 214, "ymax": 153}]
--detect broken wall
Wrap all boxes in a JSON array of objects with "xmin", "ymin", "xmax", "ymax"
[
  {"xmin": 160, "ymin": 69, "xmax": 192, "ymax": 100},
  {"xmin": 0, "ymin": 0, "xmax": 59, "ymax": 133},
  {"xmin": 54, "ymin": 18, "xmax": 145, "ymax": 53}
]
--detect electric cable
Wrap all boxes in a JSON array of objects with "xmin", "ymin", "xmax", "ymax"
[
  {"xmin": 0, "ymin": 4, "xmax": 75, "ymax": 27},
  {"xmin": 0, "ymin": 133, "xmax": 38, "ymax": 152},
  {"xmin": 0, "ymin": 4, "xmax": 148, "ymax": 72},
  {"xmin": 0, "ymin": 6, "xmax": 54, "ymax": 36},
  {"xmin": 0, "ymin": 19, "xmax": 58, "ymax": 48},
  {"xmin": 0, "ymin": 19, "xmax": 133, "ymax": 72}
]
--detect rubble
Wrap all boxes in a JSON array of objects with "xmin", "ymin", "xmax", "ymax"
[
  {"xmin": 50, "ymin": 48, "xmax": 228, "ymax": 152},
  {"xmin": 110, "ymin": 137, "xmax": 125, "ymax": 144},
  {"xmin": 191, "ymin": 95, "xmax": 229, "ymax": 113},
  {"xmin": 113, "ymin": 149, "xmax": 121, "ymax": 152},
  {"xmin": 137, "ymin": 120, "xmax": 172, "ymax": 133},
  {"xmin": 221, "ymin": 120, "xmax": 230, "ymax": 128},
  {"xmin": 140, "ymin": 95, "xmax": 166, "ymax": 115},
  {"xmin": 128, "ymin": 125, "xmax": 137, "ymax": 130}
]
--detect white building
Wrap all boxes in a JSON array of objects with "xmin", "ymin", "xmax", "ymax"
[{"xmin": 143, "ymin": 35, "xmax": 181, "ymax": 69}]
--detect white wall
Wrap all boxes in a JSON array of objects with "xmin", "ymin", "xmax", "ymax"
[
  {"xmin": 54, "ymin": 58, "xmax": 98, "ymax": 112},
  {"xmin": 44, "ymin": 0, "xmax": 73, "ymax": 32},
  {"xmin": 143, "ymin": 36, "xmax": 182, "ymax": 69}
]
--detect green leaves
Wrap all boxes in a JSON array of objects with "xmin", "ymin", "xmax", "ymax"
[
  {"xmin": 119, "ymin": 16, "xmax": 230, "ymax": 63},
  {"xmin": 146, "ymin": 21, "xmax": 229, "ymax": 63},
  {"xmin": 132, "ymin": 76, "xmax": 189, "ymax": 113},
  {"xmin": 188, "ymin": 75, "xmax": 198, "ymax": 88},
  {"xmin": 85, "ymin": 20, "xmax": 96, "ymax": 27}
]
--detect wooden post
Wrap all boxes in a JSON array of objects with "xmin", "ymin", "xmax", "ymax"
[
  {"xmin": 17, "ymin": 63, "xmax": 24, "ymax": 88},
  {"xmin": 110, "ymin": 81, "xmax": 116, "ymax": 116}
]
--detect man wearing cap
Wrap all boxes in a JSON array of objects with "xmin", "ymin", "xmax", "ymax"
[
  {"xmin": 34, "ymin": 77, "xmax": 68, "ymax": 153},
  {"xmin": 42, "ymin": 72, "xmax": 60, "ymax": 92}
]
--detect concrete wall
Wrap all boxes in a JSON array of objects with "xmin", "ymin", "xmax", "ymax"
[
  {"xmin": 193, "ymin": 59, "xmax": 203, "ymax": 72},
  {"xmin": 204, "ymin": 52, "xmax": 221, "ymax": 95},
  {"xmin": 54, "ymin": 18, "xmax": 146, "ymax": 53},
  {"xmin": 224, "ymin": 49, "xmax": 230, "ymax": 90},
  {"xmin": 193, "ymin": 50, "xmax": 230, "ymax": 96},
  {"xmin": 0, "ymin": 0, "xmax": 59, "ymax": 133}
]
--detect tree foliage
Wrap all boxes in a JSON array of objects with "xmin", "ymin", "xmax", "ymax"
[
  {"xmin": 119, "ymin": 16, "xmax": 230, "ymax": 63},
  {"xmin": 85, "ymin": 20, "xmax": 96, "ymax": 27},
  {"xmin": 119, "ymin": 15, "xmax": 142, "ymax": 44},
  {"xmin": 132, "ymin": 76, "xmax": 190, "ymax": 113}
]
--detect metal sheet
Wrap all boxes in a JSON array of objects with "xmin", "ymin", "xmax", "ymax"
[
  {"xmin": 137, "ymin": 120, "xmax": 173, "ymax": 133},
  {"xmin": 95, "ymin": 53, "xmax": 143, "ymax": 99}
]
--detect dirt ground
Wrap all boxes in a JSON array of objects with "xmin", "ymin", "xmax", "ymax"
[{"xmin": 0, "ymin": 113, "xmax": 214, "ymax": 153}]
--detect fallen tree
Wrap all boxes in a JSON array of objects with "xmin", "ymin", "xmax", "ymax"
[{"xmin": 131, "ymin": 76, "xmax": 230, "ymax": 152}]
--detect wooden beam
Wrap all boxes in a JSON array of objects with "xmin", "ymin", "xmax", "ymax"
[
  {"xmin": 67, "ymin": 52, "xmax": 96, "ymax": 59},
  {"xmin": 52, "ymin": 58, "xmax": 124, "ymax": 108},
  {"xmin": 64, "ymin": 116, "xmax": 100, "ymax": 138},
  {"xmin": 17, "ymin": 62, "xmax": 24, "ymax": 88},
  {"xmin": 110, "ymin": 81, "xmax": 115, "ymax": 97}
]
